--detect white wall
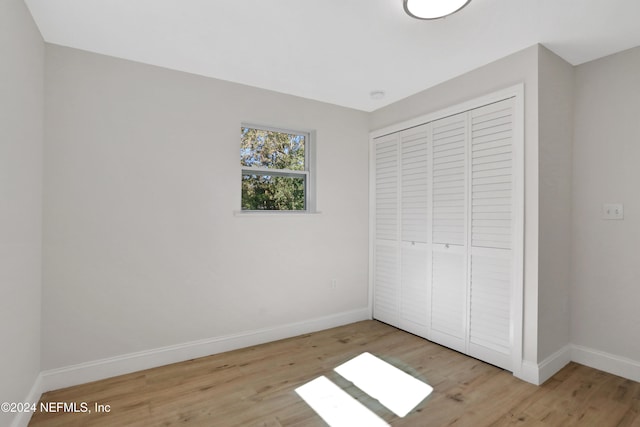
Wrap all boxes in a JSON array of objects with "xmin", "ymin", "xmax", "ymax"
[
  {"xmin": 42, "ymin": 45, "xmax": 370, "ymax": 370},
  {"xmin": 0, "ymin": 0, "xmax": 44, "ymax": 424},
  {"xmin": 572, "ymin": 46, "xmax": 640, "ymax": 362},
  {"xmin": 370, "ymin": 45, "xmax": 541, "ymax": 365},
  {"xmin": 537, "ymin": 46, "xmax": 573, "ymax": 361}
]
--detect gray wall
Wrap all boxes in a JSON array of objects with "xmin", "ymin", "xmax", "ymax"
[
  {"xmin": 370, "ymin": 45, "xmax": 541, "ymax": 364},
  {"xmin": 537, "ymin": 46, "xmax": 574, "ymax": 361},
  {"xmin": 0, "ymin": 0, "xmax": 44, "ymax": 424},
  {"xmin": 42, "ymin": 45, "xmax": 370, "ymax": 369},
  {"xmin": 572, "ymin": 46, "xmax": 640, "ymax": 361}
]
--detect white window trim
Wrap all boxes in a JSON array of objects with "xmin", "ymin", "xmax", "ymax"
[{"xmin": 239, "ymin": 123, "xmax": 317, "ymax": 214}]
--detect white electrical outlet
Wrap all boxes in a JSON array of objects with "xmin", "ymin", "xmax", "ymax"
[
  {"xmin": 602, "ymin": 203, "xmax": 624, "ymax": 220},
  {"xmin": 331, "ymin": 279, "xmax": 337, "ymax": 289}
]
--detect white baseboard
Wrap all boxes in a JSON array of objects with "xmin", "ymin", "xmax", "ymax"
[
  {"xmin": 516, "ymin": 345, "xmax": 572, "ymax": 385},
  {"xmin": 40, "ymin": 308, "xmax": 370, "ymax": 393},
  {"xmin": 517, "ymin": 360, "xmax": 541, "ymax": 385},
  {"xmin": 538, "ymin": 345, "xmax": 572, "ymax": 384},
  {"xmin": 571, "ymin": 344, "xmax": 640, "ymax": 383},
  {"xmin": 517, "ymin": 344, "xmax": 640, "ymax": 386},
  {"xmin": 10, "ymin": 373, "xmax": 43, "ymax": 427}
]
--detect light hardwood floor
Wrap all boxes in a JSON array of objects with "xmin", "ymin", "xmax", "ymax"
[{"xmin": 29, "ymin": 321, "xmax": 640, "ymax": 426}]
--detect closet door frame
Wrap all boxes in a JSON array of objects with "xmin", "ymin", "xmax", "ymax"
[{"xmin": 369, "ymin": 84, "xmax": 524, "ymax": 378}]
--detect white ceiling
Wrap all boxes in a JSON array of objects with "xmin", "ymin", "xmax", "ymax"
[{"xmin": 24, "ymin": 0, "xmax": 640, "ymax": 112}]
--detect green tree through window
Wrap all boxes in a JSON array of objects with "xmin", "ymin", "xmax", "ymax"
[{"xmin": 241, "ymin": 126, "xmax": 309, "ymax": 210}]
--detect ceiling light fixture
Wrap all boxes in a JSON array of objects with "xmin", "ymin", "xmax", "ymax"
[{"xmin": 403, "ymin": 0, "xmax": 471, "ymax": 20}]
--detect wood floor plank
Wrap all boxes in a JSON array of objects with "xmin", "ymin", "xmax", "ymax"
[{"xmin": 29, "ymin": 321, "xmax": 640, "ymax": 426}]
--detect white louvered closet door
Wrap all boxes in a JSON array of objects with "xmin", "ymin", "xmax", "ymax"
[
  {"xmin": 373, "ymin": 133, "xmax": 400, "ymax": 327},
  {"xmin": 429, "ymin": 113, "xmax": 468, "ymax": 354},
  {"xmin": 399, "ymin": 124, "xmax": 429, "ymax": 338},
  {"xmin": 468, "ymin": 98, "xmax": 516, "ymax": 370},
  {"xmin": 371, "ymin": 90, "xmax": 522, "ymax": 373}
]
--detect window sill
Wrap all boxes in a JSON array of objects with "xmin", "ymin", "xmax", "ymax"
[{"xmin": 233, "ymin": 210, "xmax": 322, "ymax": 217}]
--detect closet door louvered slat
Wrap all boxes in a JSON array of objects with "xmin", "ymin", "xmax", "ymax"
[
  {"xmin": 399, "ymin": 125, "xmax": 430, "ymax": 337},
  {"xmin": 374, "ymin": 242, "xmax": 399, "ymax": 326},
  {"xmin": 432, "ymin": 115, "xmax": 467, "ymax": 245},
  {"xmin": 375, "ymin": 135, "xmax": 400, "ymax": 242},
  {"xmin": 429, "ymin": 113, "xmax": 468, "ymax": 354},
  {"xmin": 400, "ymin": 244, "xmax": 428, "ymax": 336},
  {"xmin": 468, "ymin": 98, "xmax": 515, "ymax": 370},
  {"xmin": 401, "ymin": 125, "xmax": 429, "ymax": 244},
  {"xmin": 470, "ymin": 99, "xmax": 514, "ymax": 250},
  {"xmin": 430, "ymin": 246, "xmax": 467, "ymax": 353},
  {"xmin": 373, "ymin": 134, "xmax": 400, "ymax": 326}
]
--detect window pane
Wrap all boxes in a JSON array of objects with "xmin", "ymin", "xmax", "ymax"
[
  {"xmin": 241, "ymin": 127, "xmax": 305, "ymax": 171},
  {"xmin": 241, "ymin": 174, "xmax": 305, "ymax": 210}
]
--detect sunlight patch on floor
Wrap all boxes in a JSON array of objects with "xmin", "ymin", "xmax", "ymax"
[
  {"xmin": 335, "ymin": 352, "xmax": 433, "ymax": 417},
  {"xmin": 295, "ymin": 376, "xmax": 390, "ymax": 427},
  {"xmin": 296, "ymin": 352, "xmax": 433, "ymax": 425}
]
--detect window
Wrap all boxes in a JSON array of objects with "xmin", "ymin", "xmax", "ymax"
[{"xmin": 240, "ymin": 124, "xmax": 314, "ymax": 211}]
